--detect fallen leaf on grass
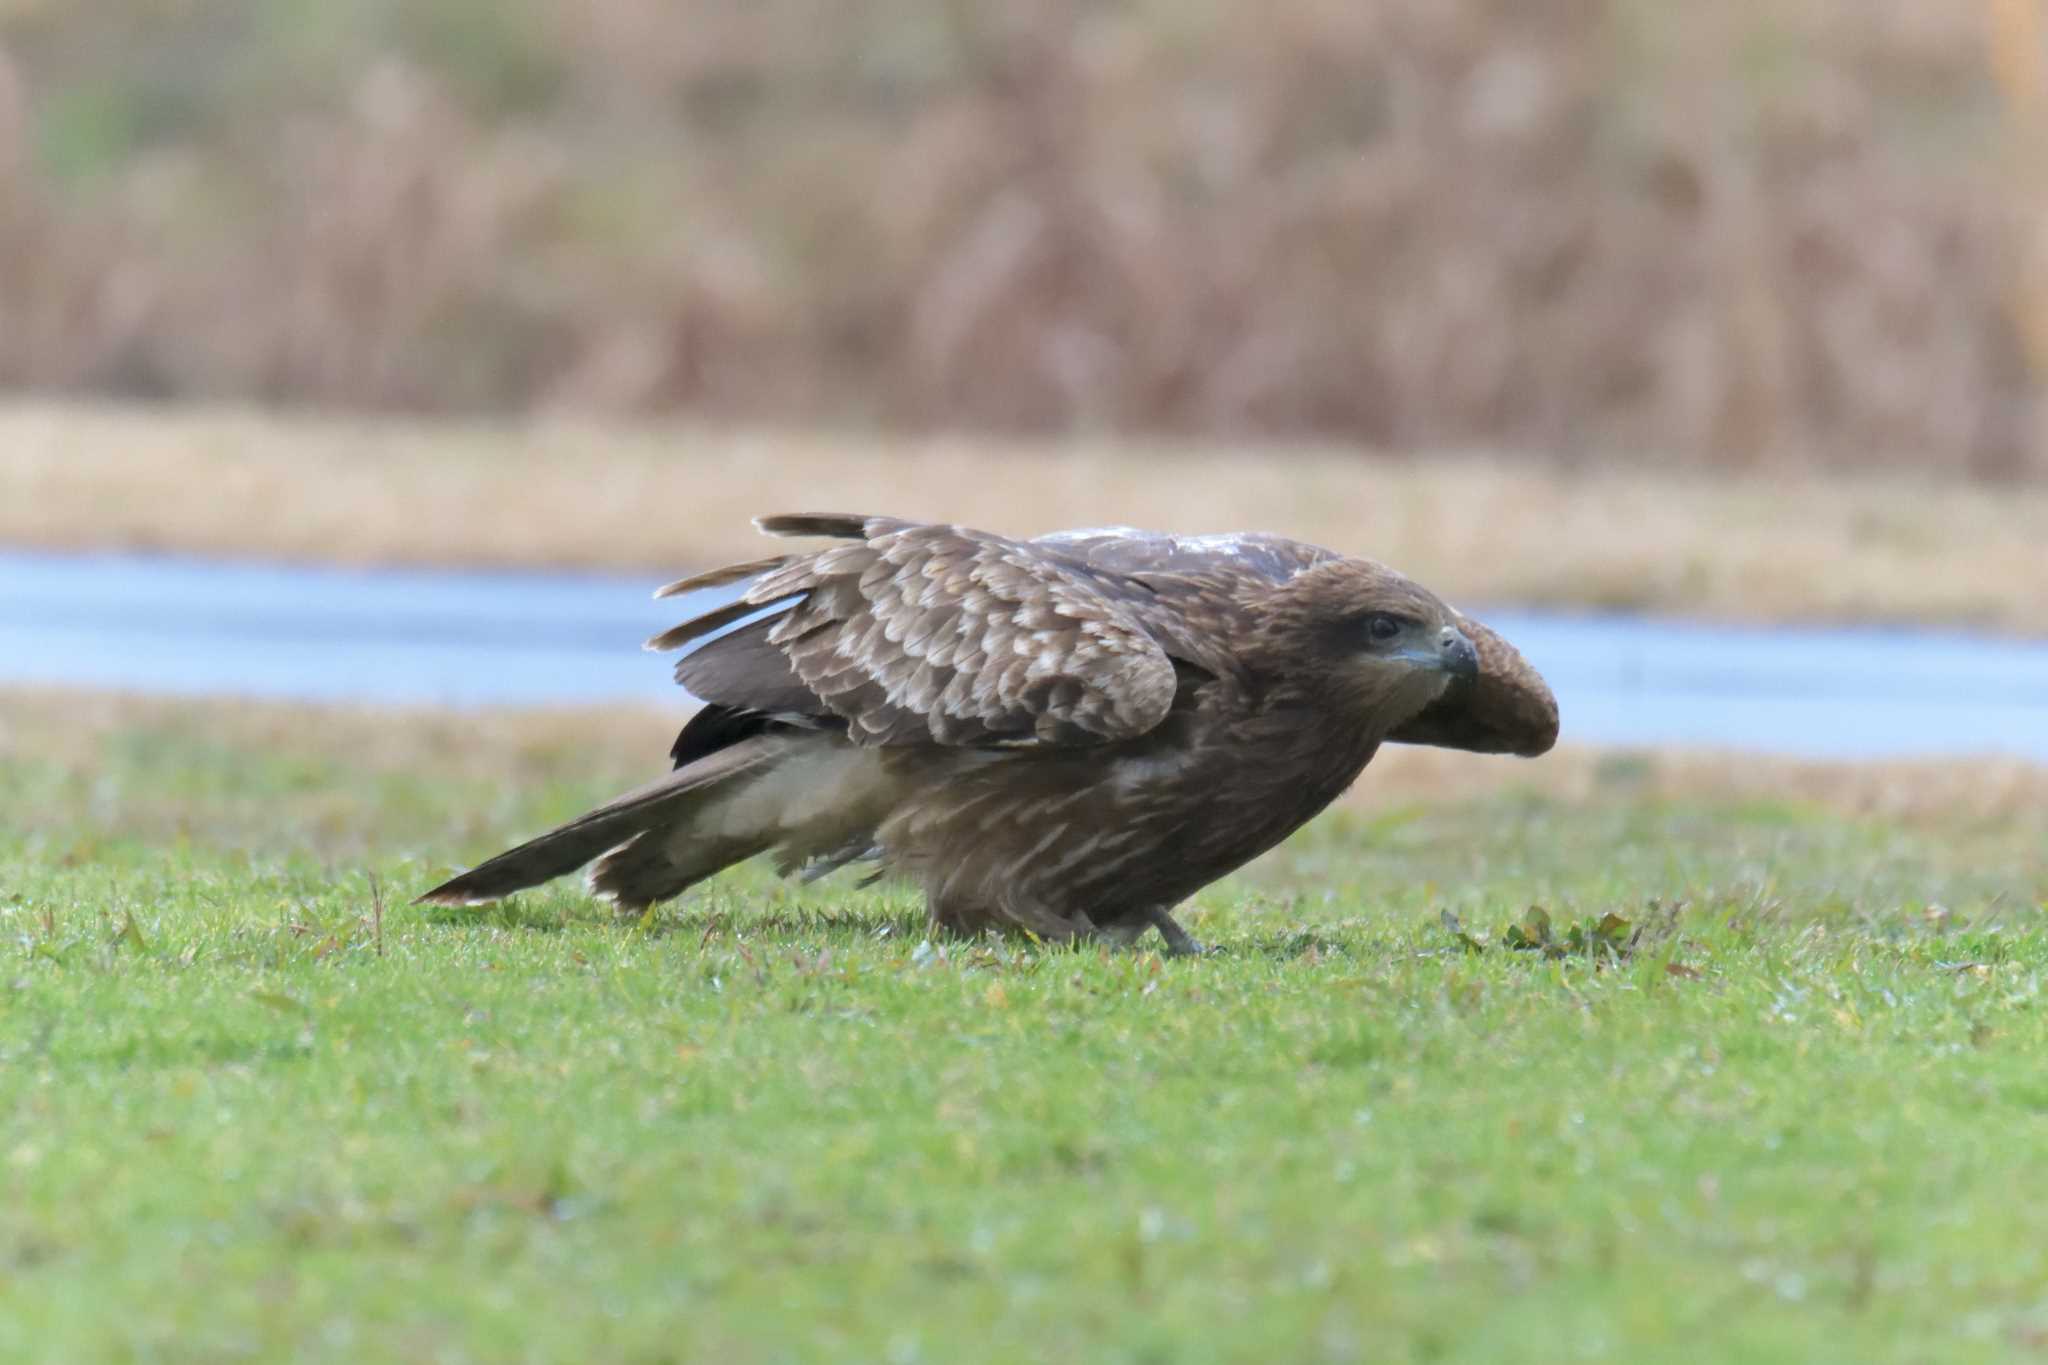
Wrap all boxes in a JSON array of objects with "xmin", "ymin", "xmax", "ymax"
[
  {"xmin": 1500, "ymin": 906, "xmax": 1556, "ymax": 954},
  {"xmin": 1449, "ymin": 906, "xmax": 1643, "ymax": 964},
  {"xmin": 1439, "ymin": 909, "xmax": 1487, "ymax": 954}
]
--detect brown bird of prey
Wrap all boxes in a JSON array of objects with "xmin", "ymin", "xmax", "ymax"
[{"xmin": 420, "ymin": 514, "xmax": 1557, "ymax": 953}]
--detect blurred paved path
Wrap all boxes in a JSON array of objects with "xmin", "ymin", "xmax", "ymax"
[{"xmin": 4, "ymin": 550, "xmax": 2045, "ymax": 760}]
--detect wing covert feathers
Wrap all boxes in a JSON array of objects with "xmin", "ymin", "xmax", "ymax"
[{"xmin": 654, "ymin": 517, "xmax": 1181, "ymax": 748}]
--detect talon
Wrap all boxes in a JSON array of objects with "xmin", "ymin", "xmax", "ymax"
[{"xmin": 1143, "ymin": 906, "xmax": 1205, "ymax": 957}]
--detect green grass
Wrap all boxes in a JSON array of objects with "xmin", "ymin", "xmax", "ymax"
[{"xmin": 3, "ymin": 703, "xmax": 2047, "ymax": 1361}]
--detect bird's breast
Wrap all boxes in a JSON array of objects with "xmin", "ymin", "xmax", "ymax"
[{"xmin": 882, "ymin": 700, "xmax": 1386, "ymax": 924}]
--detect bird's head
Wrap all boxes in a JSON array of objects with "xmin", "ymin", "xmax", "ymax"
[{"xmin": 1254, "ymin": 558, "xmax": 1478, "ymax": 726}]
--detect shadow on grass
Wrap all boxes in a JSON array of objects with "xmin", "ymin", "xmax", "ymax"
[
  {"xmin": 406, "ymin": 904, "xmax": 1416, "ymax": 963},
  {"xmin": 1206, "ymin": 924, "xmax": 1393, "ymax": 962},
  {"xmin": 67, "ymin": 1032, "xmax": 321, "ymax": 1070},
  {"xmin": 677, "ymin": 905, "xmax": 930, "ymax": 943},
  {"xmin": 408, "ymin": 894, "xmax": 929, "ymax": 944},
  {"xmin": 408, "ymin": 894, "xmax": 598, "ymax": 933}
]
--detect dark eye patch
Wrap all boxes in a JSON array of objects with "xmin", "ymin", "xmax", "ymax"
[{"xmin": 1367, "ymin": 614, "xmax": 1407, "ymax": 643}]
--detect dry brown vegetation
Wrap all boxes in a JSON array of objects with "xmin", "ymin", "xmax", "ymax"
[
  {"xmin": 7, "ymin": 402, "xmax": 2048, "ymax": 633},
  {"xmin": 0, "ymin": 1, "xmax": 2043, "ymax": 475},
  {"xmin": 9, "ymin": 687, "xmax": 2045, "ymax": 843}
]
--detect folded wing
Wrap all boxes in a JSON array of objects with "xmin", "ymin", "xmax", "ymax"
[{"xmin": 652, "ymin": 514, "xmax": 1181, "ymax": 748}]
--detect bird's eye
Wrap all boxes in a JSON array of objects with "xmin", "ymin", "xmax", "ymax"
[{"xmin": 1367, "ymin": 614, "xmax": 1403, "ymax": 643}]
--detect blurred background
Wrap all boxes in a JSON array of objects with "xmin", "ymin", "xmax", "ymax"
[
  {"xmin": 2, "ymin": 0, "xmax": 2044, "ymax": 475},
  {"xmin": 11, "ymin": 11, "xmax": 2048, "ymax": 1357},
  {"xmin": 2, "ymin": 0, "xmax": 2047, "ymax": 761}
]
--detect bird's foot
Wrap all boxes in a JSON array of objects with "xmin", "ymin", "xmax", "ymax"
[{"xmin": 1142, "ymin": 906, "xmax": 1206, "ymax": 957}]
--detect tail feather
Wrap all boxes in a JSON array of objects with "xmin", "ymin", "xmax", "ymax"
[
  {"xmin": 585, "ymin": 740, "xmax": 890, "ymax": 909},
  {"xmin": 586, "ymin": 823, "xmax": 773, "ymax": 909},
  {"xmin": 414, "ymin": 740, "xmax": 783, "ymax": 908}
]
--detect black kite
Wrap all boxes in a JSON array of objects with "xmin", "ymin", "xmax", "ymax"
[{"xmin": 421, "ymin": 514, "xmax": 1558, "ymax": 952}]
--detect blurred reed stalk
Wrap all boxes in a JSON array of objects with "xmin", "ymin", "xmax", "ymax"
[
  {"xmin": 0, "ymin": 4, "xmax": 2041, "ymax": 477},
  {"xmin": 1985, "ymin": 0, "xmax": 2048, "ymax": 445}
]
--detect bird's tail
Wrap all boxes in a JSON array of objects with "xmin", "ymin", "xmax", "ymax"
[{"xmin": 415, "ymin": 737, "xmax": 796, "ymax": 911}]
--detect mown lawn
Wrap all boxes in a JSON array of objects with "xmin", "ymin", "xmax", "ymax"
[{"xmin": 2, "ymin": 697, "xmax": 2046, "ymax": 1362}]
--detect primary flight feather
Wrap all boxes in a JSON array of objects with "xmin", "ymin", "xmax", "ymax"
[{"xmin": 420, "ymin": 514, "xmax": 1558, "ymax": 953}]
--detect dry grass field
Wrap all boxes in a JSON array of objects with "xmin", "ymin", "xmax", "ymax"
[
  {"xmin": 1, "ymin": 1, "xmax": 2043, "ymax": 473},
  {"xmin": 6, "ymin": 402, "xmax": 2047, "ymax": 633},
  {"xmin": 9, "ymin": 688, "xmax": 2045, "ymax": 847}
]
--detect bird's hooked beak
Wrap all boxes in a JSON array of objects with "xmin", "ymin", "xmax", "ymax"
[{"xmin": 1436, "ymin": 625, "xmax": 1479, "ymax": 681}]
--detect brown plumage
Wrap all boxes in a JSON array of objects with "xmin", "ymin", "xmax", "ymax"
[{"xmin": 419, "ymin": 514, "xmax": 1558, "ymax": 953}]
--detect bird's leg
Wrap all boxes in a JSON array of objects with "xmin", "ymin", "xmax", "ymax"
[
  {"xmin": 1067, "ymin": 908, "xmax": 1204, "ymax": 955},
  {"xmin": 1087, "ymin": 915, "xmax": 1148, "ymax": 948},
  {"xmin": 1142, "ymin": 905, "xmax": 1205, "ymax": 957}
]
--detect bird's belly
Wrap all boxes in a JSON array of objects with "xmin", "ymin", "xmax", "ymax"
[
  {"xmin": 880, "ymin": 746, "xmax": 1354, "ymax": 930},
  {"xmin": 1050, "ymin": 785, "xmax": 1326, "ymax": 910}
]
